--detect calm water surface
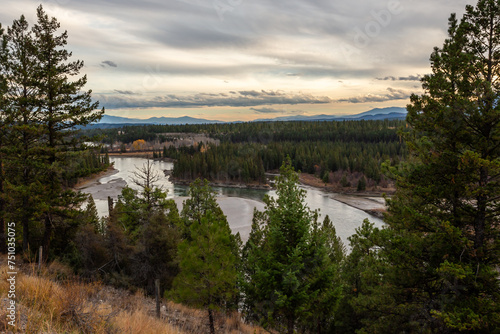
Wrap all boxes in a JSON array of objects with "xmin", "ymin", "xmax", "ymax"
[{"xmin": 84, "ymin": 157, "xmax": 384, "ymax": 246}]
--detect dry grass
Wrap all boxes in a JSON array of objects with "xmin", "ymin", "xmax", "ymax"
[
  {"xmin": 162, "ymin": 301, "xmax": 267, "ymax": 334},
  {"xmin": 113, "ymin": 309, "xmax": 180, "ymax": 334},
  {"xmin": 0, "ymin": 262, "xmax": 266, "ymax": 334}
]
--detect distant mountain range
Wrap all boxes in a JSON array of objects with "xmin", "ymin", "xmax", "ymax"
[
  {"xmin": 93, "ymin": 107, "xmax": 407, "ymax": 127},
  {"xmin": 252, "ymin": 107, "xmax": 407, "ymax": 122}
]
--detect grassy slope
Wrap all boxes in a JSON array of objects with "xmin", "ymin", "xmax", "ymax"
[{"xmin": 0, "ymin": 261, "xmax": 266, "ymax": 334}]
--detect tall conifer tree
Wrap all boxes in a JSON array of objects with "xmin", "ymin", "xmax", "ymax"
[
  {"xmin": 30, "ymin": 6, "xmax": 103, "ymax": 256},
  {"xmin": 172, "ymin": 181, "xmax": 238, "ymax": 334},
  {"xmin": 1, "ymin": 14, "xmax": 44, "ymax": 252},
  {"xmin": 243, "ymin": 158, "xmax": 341, "ymax": 334},
  {"xmin": 0, "ymin": 6, "xmax": 103, "ymax": 255},
  {"xmin": 380, "ymin": 0, "xmax": 500, "ymax": 331}
]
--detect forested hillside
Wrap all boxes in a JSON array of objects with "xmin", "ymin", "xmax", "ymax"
[{"xmin": 86, "ymin": 119, "xmax": 407, "ymax": 187}]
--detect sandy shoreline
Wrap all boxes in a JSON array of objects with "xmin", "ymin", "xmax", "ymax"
[
  {"xmin": 297, "ymin": 173, "xmax": 389, "ymax": 217},
  {"xmin": 329, "ymin": 193, "xmax": 387, "ymax": 218},
  {"xmin": 74, "ymin": 165, "xmax": 119, "ymax": 190}
]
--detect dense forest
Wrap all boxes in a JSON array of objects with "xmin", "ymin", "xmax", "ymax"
[
  {"xmin": 1, "ymin": 1, "xmax": 500, "ymax": 334},
  {"xmin": 86, "ymin": 119, "xmax": 407, "ymax": 187},
  {"xmin": 86, "ymin": 119, "xmax": 404, "ymax": 144}
]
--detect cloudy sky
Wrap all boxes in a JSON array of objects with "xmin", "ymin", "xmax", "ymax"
[{"xmin": 2, "ymin": 0, "xmax": 475, "ymax": 121}]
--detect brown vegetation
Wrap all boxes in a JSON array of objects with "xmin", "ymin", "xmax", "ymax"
[
  {"xmin": 299, "ymin": 171, "xmax": 395, "ymax": 195},
  {"xmin": 0, "ymin": 261, "xmax": 266, "ymax": 334}
]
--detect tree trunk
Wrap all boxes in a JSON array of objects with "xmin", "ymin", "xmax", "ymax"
[
  {"xmin": 22, "ymin": 194, "xmax": 30, "ymax": 252},
  {"xmin": 208, "ymin": 308, "xmax": 215, "ymax": 334},
  {"xmin": 287, "ymin": 315, "xmax": 294, "ymax": 334},
  {"xmin": 474, "ymin": 166, "xmax": 488, "ymax": 255},
  {"xmin": 42, "ymin": 215, "xmax": 52, "ymax": 261}
]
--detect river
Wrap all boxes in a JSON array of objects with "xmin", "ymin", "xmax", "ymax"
[{"xmin": 79, "ymin": 157, "xmax": 385, "ymax": 246}]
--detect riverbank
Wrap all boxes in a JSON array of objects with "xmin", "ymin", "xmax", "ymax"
[
  {"xmin": 329, "ymin": 193, "xmax": 386, "ymax": 219},
  {"xmin": 171, "ymin": 174, "xmax": 387, "ymax": 218},
  {"xmin": 78, "ymin": 156, "xmax": 385, "ymax": 244},
  {"xmin": 74, "ymin": 165, "xmax": 118, "ymax": 190},
  {"xmin": 107, "ymin": 151, "xmax": 154, "ymax": 158},
  {"xmin": 108, "ymin": 151, "xmax": 177, "ymax": 161},
  {"xmin": 80, "ymin": 157, "xmax": 386, "ymax": 220},
  {"xmin": 169, "ymin": 177, "xmax": 272, "ymax": 190},
  {"xmin": 297, "ymin": 173, "xmax": 390, "ymax": 218},
  {"xmin": 298, "ymin": 172, "xmax": 395, "ymax": 196}
]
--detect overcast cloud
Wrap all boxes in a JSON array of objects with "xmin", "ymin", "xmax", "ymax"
[
  {"xmin": 96, "ymin": 90, "xmax": 332, "ymax": 109},
  {"xmin": 1, "ymin": 0, "xmax": 476, "ymax": 120}
]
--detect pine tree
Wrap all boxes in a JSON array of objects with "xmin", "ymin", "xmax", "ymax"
[
  {"xmin": 112, "ymin": 163, "xmax": 181, "ymax": 294},
  {"xmin": 334, "ymin": 220, "xmax": 390, "ymax": 333},
  {"xmin": 298, "ymin": 214, "xmax": 343, "ymax": 333},
  {"xmin": 379, "ymin": 1, "xmax": 500, "ymax": 331},
  {"xmin": 179, "ymin": 178, "xmax": 225, "ymax": 239},
  {"xmin": 1, "ymin": 14, "xmax": 47, "ymax": 253},
  {"xmin": 356, "ymin": 176, "xmax": 366, "ymax": 191},
  {"xmin": 29, "ymin": 5, "xmax": 103, "ymax": 257},
  {"xmin": 116, "ymin": 160, "xmax": 178, "ymax": 243},
  {"xmin": 171, "ymin": 211, "xmax": 237, "ymax": 334},
  {"xmin": 132, "ymin": 208, "xmax": 180, "ymax": 295},
  {"xmin": 74, "ymin": 195, "xmax": 108, "ymax": 277},
  {"xmin": 243, "ymin": 158, "xmax": 342, "ymax": 333},
  {"xmin": 83, "ymin": 195, "xmax": 102, "ymax": 235}
]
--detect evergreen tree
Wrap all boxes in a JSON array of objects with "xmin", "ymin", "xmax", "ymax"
[
  {"xmin": 356, "ymin": 176, "xmax": 366, "ymax": 191},
  {"xmin": 321, "ymin": 215, "xmax": 345, "ymax": 269},
  {"xmin": 132, "ymin": 208, "xmax": 180, "ymax": 295},
  {"xmin": 298, "ymin": 214, "xmax": 343, "ymax": 333},
  {"xmin": 243, "ymin": 158, "xmax": 342, "ymax": 333},
  {"xmin": 334, "ymin": 220, "xmax": 392, "ymax": 333},
  {"xmin": 112, "ymin": 163, "xmax": 181, "ymax": 294},
  {"xmin": 116, "ymin": 161, "xmax": 179, "ymax": 243},
  {"xmin": 171, "ymin": 211, "xmax": 237, "ymax": 334},
  {"xmin": 74, "ymin": 196, "xmax": 108, "ymax": 277},
  {"xmin": 30, "ymin": 5, "xmax": 103, "ymax": 257},
  {"xmin": 1, "ymin": 14, "xmax": 45, "ymax": 252},
  {"xmin": 0, "ymin": 7, "xmax": 104, "ymax": 256},
  {"xmin": 83, "ymin": 195, "xmax": 102, "ymax": 235},
  {"xmin": 179, "ymin": 178, "xmax": 225, "ymax": 239},
  {"xmin": 378, "ymin": 1, "xmax": 500, "ymax": 331}
]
